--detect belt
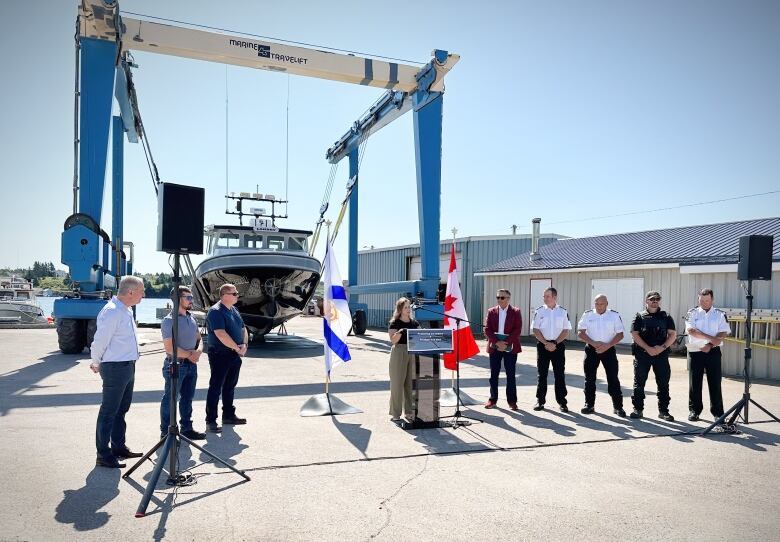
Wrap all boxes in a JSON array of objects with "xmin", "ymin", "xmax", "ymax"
[
  {"xmin": 691, "ymin": 346, "xmax": 720, "ymax": 353},
  {"xmin": 167, "ymin": 356, "xmax": 191, "ymax": 362}
]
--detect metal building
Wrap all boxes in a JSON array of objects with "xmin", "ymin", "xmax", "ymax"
[
  {"xmin": 476, "ymin": 218, "xmax": 780, "ymax": 379},
  {"xmin": 355, "ymin": 233, "xmax": 562, "ymax": 330}
]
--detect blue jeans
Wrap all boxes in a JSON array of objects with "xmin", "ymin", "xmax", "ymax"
[
  {"xmin": 160, "ymin": 358, "xmax": 198, "ymax": 433},
  {"xmin": 96, "ymin": 361, "xmax": 135, "ymax": 460}
]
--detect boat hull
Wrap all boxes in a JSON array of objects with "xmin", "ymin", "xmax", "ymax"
[
  {"xmin": 0, "ymin": 301, "xmax": 48, "ymax": 324},
  {"xmin": 193, "ymin": 251, "xmax": 321, "ymax": 335}
]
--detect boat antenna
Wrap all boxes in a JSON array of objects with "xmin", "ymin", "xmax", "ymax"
[{"xmin": 225, "ymin": 65, "xmax": 229, "ymax": 213}]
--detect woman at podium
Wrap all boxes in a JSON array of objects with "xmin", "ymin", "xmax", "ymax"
[{"xmin": 388, "ymin": 297, "xmax": 420, "ymax": 422}]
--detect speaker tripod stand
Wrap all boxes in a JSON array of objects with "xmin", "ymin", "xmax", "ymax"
[
  {"xmin": 123, "ymin": 253, "xmax": 250, "ymax": 517},
  {"xmin": 702, "ymin": 279, "xmax": 780, "ymax": 436}
]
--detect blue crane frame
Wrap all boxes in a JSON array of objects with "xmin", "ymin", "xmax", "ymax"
[{"xmin": 56, "ymin": 12, "xmax": 452, "ymax": 334}]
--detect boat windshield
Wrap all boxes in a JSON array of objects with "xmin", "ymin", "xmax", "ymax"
[
  {"xmin": 242, "ymin": 234, "xmax": 264, "ymax": 249},
  {"xmin": 206, "ymin": 228, "xmax": 310, "ymax": 253}
]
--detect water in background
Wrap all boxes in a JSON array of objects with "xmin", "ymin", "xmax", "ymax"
[{"xmin": 37, "ymin": 297, "xmax": 173, "ymax": 324}]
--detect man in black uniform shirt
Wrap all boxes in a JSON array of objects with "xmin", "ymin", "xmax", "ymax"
[{"xmin": 630, "ymin": 291, "xmax": 677, "ymax": 421}]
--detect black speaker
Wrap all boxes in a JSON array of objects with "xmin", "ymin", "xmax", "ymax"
[
  {"xmin": 737, "ymin": 235, "xmax": 773, "ymax": 281},
  {"xmin": 156, "ymin": 182, "xmax": 205, "ymax": 254}
]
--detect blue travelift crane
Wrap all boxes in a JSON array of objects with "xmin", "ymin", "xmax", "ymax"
[{"xmin": 56, "ymin": 0, "xmax": 458, "ymax": 353}]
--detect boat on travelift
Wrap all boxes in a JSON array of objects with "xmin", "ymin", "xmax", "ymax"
[
  {"xmin": 191, "ymin": 194, "xmax": 321, "ymax": 340},
  {"xmin": 0, "ymin": 275, "xmax": 49, "ymax": 324}
]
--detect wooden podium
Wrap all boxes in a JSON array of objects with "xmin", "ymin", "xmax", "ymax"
[{"xmin": 401, "ymin": 329, "xmax": 453, "ymax": 430}]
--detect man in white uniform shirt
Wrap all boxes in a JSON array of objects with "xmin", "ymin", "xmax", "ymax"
[
  {"xmin": 577, "ymin": 294, "xmax": 626, "ymax": 417},
  {"xmin": 685, "ymin": 288, "xmax": 731, "ymax": 422},
  {"xmin": 531, "ymin": 287, "xmax": 572, "ymax": 412},
  {"xmin": 89, "ymin": 275, "xmax": 145, "ymax": 468}
]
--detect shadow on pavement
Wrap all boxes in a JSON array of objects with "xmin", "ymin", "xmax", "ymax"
[{"xmin": 55, "ymin": 467, "xmax": 120, "ymax": 531}]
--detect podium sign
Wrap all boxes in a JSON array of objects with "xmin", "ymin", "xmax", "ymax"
[
  {"xmin": 407, "ymin": 328, "xmax": 453, "ymax": 355},
  {"xmin": 401, "ymin": 329, "xmax": 452, "ymax": 430}
]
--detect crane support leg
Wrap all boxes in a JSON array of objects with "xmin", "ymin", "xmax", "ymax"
[{"xmin": 413, "ymin": 91, "xmax": 444, "ymax": 304}]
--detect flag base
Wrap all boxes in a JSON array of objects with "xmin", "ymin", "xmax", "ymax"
[
  {"xmin": 439, "ymin": 387, "xmax": 481, "ymax": 407},
  {"xmin": 299, "ymin": 393, "xmax": 363, "ymax": 417}
]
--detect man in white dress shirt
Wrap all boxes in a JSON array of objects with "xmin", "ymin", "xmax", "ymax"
[
  {"xmin": 531, "ymin": 287, "xmax": 572, "ymax": 412},
  {"xmin": 686, "ymin": 288, "xmax": 731, "ymax": 422},
  {"xmin": 90, "ymin": 276, "xmax": 145, "ymax": 468},
  {"xmin": 577, "ymin": 294, "xmax": 626, "ymax": 417}
]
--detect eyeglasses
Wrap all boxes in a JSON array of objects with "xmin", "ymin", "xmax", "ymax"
[
  {"xmin": 182, "ymin": 295, "xmax": 194, "ymax": 301},
  {"xmin": 647, "ymin": 298, "xmax": 661, "ymax": 302},
  {"xmin": 224, "ymin": 292, "xmax": 239, "ymax": 297},
  {"xmin": 496, "ymin": 296, "xmax": 507, "ymax": 300}
]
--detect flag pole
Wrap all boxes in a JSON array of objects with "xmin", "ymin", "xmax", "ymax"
[{"xmin": 451, "ymin": 228, "xmax": 458, "ymax": 390}]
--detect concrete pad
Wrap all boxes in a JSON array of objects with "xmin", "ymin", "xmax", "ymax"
[{"xmin": 0, "ymin": 317, "xmax": 778, "ymax": 541}]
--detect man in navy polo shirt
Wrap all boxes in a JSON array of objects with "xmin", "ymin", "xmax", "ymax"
[{"xmin": 205, "ymin": 283, "xmax": 249, "ymax": 432}]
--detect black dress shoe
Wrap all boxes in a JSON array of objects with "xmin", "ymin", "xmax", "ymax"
[
  {"xmin": 559, "ymin": 404, "xmax": 569, "ymax": 413},
  {"xmin": 581, "ymin": 406, "xmax": 594, "ymax": 414},
  {"xmin": 658, "ymin": 411, "xmax": 675, "ymax": 421},
  {"xmin": 222, "ymin": 416, "xmax": 247, "ymax": 425},
  {"xmin": 614, "ymin": 408, "xmax": 627, "ymax": 417},
  {"xmin": 112, "ymin": 447, "xmax": 143, "ymax": 459},
  {"xmin": 181, "ymin": 429, "xmax": 207, "ymax": 440},
  {"xmin": 533, "ymin": 403, "xmax": 544, "ymax": 411},
  {"xmin": 96, "ymin": 457, "xmax": 126, "ymax": 469},
  {"xmin": 629, "ymin": 409, "xmax": 643, "ymax": 419},
  {"xmin": 206, "ymin": 422, "xmax": 222, "ymax": 433}
]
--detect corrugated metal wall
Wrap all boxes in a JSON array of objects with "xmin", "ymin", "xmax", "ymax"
[
  {"xmin": 355, "ymin": 236, "xmax": 558, "ymax": 330},
  {"xmin": 484, "ymin": 269, "xmax": 779, "ymax": 379}
]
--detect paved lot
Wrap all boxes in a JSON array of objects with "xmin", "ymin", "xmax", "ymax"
[{"xmin": 1, "ymin": 317, "xmax": 778, "ymax": 541}]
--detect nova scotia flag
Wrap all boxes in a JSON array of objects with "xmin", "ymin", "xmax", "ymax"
[{"xmin": 323, "ymin": 242, "xmax": 352, "ymax": 375}]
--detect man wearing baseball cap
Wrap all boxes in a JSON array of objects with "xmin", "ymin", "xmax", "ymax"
[{"xmin": 629, "ymin": 291, "xmax": 677, "ymax": 421}]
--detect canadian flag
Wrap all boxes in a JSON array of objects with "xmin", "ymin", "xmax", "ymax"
[{"xmin": 442, "ymin": 243, "xmax": 480, "ymax": 370}]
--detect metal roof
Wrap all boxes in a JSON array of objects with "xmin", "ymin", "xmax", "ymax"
[{"xmin": 477, "ymin": 217, "xmax": 780, "ymax": 274}]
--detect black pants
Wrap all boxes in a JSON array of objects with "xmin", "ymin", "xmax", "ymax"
[
  {"xmin": 206, "ymin": 350, "xmax": 242, "ymax": 423},
  {"xmin": 583, "ymin": 345, "xmax": 623, "ymax": 408},
  {"xmin": 536, "ymin": 342, "xmax": 567, "ymax": 406},
  {"xmin": 689, "ymin": 348, "xmax": 724, "ymax": 417},
  {"xmin": 631, "ymin": 352, "xmax": 671, "ymax": 412},
  {"xmin": 489, "ymin": 350, "xmax": 518, "ymax": 403}
]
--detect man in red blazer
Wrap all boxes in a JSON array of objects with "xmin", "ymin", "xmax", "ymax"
[{"xmin": 484, "ymin": 289, "xmax": 523, "ymax": 410}]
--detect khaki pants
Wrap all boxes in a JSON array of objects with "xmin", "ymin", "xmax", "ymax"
[{"xmin": 389, "ymin": 344, "xmax": 415, "ymax": 418}]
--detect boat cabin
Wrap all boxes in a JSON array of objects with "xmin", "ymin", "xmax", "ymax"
[{"xmin": 204, "ymin": 225, "xmax": 311, "ymax": 256}]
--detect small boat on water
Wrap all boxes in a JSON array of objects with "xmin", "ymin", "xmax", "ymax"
[
  {"xmin": 192, "ymin": 224, "xmax": 321, "ymax": 339},
  {"xmin": 0, "ymin": 276, "xmax": 49, "ymax": 324}
]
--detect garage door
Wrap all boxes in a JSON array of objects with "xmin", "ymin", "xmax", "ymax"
[
  {"xmin": 590, "ymin": 278, "xmax": 645, "ymax": 344},
  {"xmin": 408, "ymin": 253, "xmax": 463, "ymax": 282}
]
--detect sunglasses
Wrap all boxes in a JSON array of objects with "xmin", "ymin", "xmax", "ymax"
[
  {"xmin": 647, "ymin": 298, "xmax": 661, "ymax": 302},
  {"xmin": 182, "ymin": 295, "xmax": 194, "ymax": 301},
  {"xmin": 224, "ymin": 292, "xmax": 239, "ymax": 297},
  {"xmin": 496, "ymin": 296, "xmax": 507, "ymax": 300}
]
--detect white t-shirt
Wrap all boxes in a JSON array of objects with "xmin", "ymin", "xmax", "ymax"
[
  {"xmin": 577, "ymin": 309, "xmax": 625, "ymax": 343},
  {"xmin": 531, "ymin": 304, "xmax": 572, "ymax": 341},
  {"xmin": 685, "ymin": 306, "xmax": 730, "ymax": 352}
]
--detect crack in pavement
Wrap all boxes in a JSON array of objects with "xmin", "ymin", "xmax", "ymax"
[{"xmin": 369, "ymin": 455, "xmax": 430, "ymax": 540}]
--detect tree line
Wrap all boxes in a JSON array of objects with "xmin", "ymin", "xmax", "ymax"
[{"xmin": 0, "ymin": 262, "xmax": 190, "ymax": 299}]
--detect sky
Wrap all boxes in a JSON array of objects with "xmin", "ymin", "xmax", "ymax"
[{"xmin": 0, "ymin": 0, "xmax": 778, "ymax": 275}]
